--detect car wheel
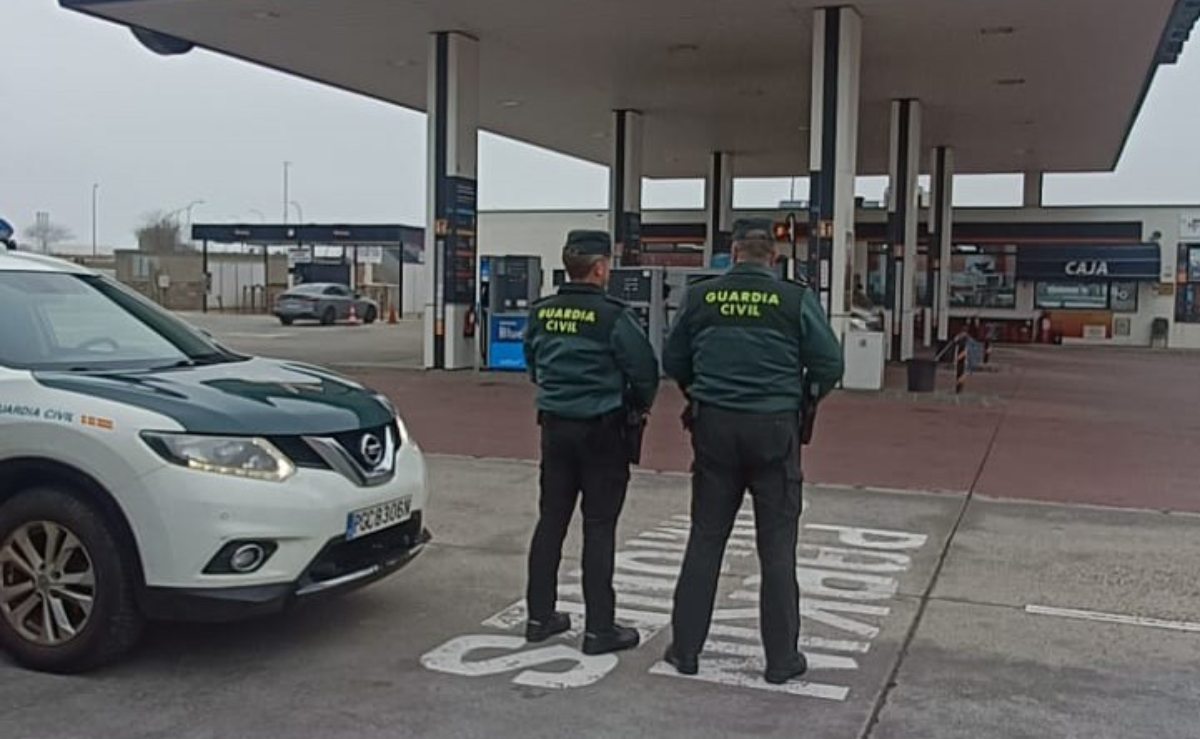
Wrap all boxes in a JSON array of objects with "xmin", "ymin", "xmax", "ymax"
[
  {"xmin": 363, "ymin": 306, "xmax": 378, "ymax": 325},
  {"xmin": 320, "ymin": 307, "xmax": 337, "ymax": 326},
  {"xmin": 279, "ymin": 317, "xmax": 294, "ymax": 326},
  {"xmin": 0, "ymin": 488, "xmax": 144, "ymax": 673}
]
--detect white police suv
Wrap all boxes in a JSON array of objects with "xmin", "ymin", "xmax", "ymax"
[{"xmin": 0, "ymin": 248, "xmax": 430, "ymax": 673}]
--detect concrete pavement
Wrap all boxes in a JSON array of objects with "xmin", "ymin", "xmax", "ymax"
[
  {"xmin": 29, "ymin": 312, "xmax": 1188, "ymax": 737},
  {"xmin": 3, "ymin": 457, "xmax": 1199, "ymax": 739},
  {"xmin": 179, "ymin": 311, "xmax": 424, "ymax": 369}
]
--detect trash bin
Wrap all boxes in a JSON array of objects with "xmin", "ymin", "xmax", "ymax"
[{"xmin": 907, "ymin": 358, "xmax": 937, "ymax": 392}]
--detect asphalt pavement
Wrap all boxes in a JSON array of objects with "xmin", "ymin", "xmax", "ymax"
[
  {"xmin": 5, "ymin": 313, "xmax": 1194, "ymax": 738},
  {"xmin": 2, "ymin": 457, "xmax": 1198, "ymax": 738}
]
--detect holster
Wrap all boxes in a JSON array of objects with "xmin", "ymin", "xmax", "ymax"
[
  {"xmin": 800, "ymin": 375, "xmax": 818, "ymax": 446},
  {"xmin": 622, "ymin": 405, "xmax": 648, "ymax": 465},
  {"xmin": 680, "ymin": 395, "xmax": 697, "ymax": 433}
]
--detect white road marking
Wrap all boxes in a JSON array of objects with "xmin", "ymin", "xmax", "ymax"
[
  {"xmin": 648, "ymin": 660, "xmax": 850, "ymax": 701},
  {"xmin": 1024, "ymin": 604, "xmax": 1200, "ymax": 633},
  {"xmin": 423, "ymin": 511, "xmax": 929, "ymax": 700}
]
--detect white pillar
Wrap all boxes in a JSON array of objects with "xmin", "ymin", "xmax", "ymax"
[
  {"xmin": 887, "ymin": 99, "xmax": 921, "ymax": 361},
  {"xmin": 423, "ymin": 32, "xmax": 480, "ymax": 370},
  {"xmin": 1023, "ymin": 171, "xmax": 1043, "ymax": 208},
  {"xmin": 930, "ymin": 146, "xmax": 955, "ymax": 344},
  {"xmin": 704, "ymin": 151, "xmax": 735, "ymax": 268},
  {"xmin": 610, "ymin": 110, "xmax": 644, "ymax": 266},
  {"xmin": 808, "ymin": 6, "xmax": 862, "ymax": 341}
]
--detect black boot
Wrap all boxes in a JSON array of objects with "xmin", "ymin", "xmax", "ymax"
[
  {"xmin": 663, "ymin": 645, "xmax": 699, "ymax": 675},
  {"xmin": 764, "ymin": 653, "xmax": 808, "ymax": 685},
  {"xmin": 525, "ymin": 612, "xmax": 571, "ymax": 643},
  {"xmin": 582, "ymin": 624, "xmax": 640, "ymax": 655}
]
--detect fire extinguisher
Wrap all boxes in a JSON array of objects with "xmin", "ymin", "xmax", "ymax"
[{"xmin": 463, "ymin": 305, "xmax": 477, "ymax": 339}]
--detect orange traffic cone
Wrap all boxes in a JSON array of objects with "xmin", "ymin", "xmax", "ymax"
[
  {"xmin": 348, "ymin": 304, "xmax": 362, "ymax": 326},
  {"xmin": 388, "ymin": 305, "xmax": 399, "ymax": 324}
]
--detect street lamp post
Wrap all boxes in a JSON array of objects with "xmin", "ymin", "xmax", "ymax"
[
  {"xmin": 185, "ymin": 200, "xmax": 205, "ymax": 244},
  {"xmin": 289, "ymin": 200, "xmax": 304, "ymax": 224},
  {"xmin": 91, "ymin": 183, "xmax": 99, "ymax": 257},
  {"xmin": 282, "ymin": 161, "xmax": 292, "ymax": 224}
]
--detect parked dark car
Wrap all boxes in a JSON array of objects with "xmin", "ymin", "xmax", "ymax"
[{"xmin": 274, "ymin": 283, "xmax": 379, "ymax": 326}]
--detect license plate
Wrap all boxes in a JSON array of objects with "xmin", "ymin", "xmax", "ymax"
[
  {"xmin": 283, "ymin": 301, "xmax": 301, "ymax": 310},
  {"xmin": 345, "ymin": 497, "xmax": 412, "ymax": 541}
]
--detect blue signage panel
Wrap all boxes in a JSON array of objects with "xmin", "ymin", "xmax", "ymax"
[
  {"xmin": 0, "ymin": 218, "xmax": 13, "ymax": 242},
  {"xmin": 487, "ymin": 314, "xmax": 528, "ymax": 371},
  {"xmin": 1016, "ymin": 244, "xmax": 1161, "ymax": 281}
]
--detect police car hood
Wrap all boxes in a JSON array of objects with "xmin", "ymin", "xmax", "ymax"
[{"xmin": 33, "ymin": 358, "xmax": 394, "ymax": 435}]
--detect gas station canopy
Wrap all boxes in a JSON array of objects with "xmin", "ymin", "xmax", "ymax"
[{"xmin": 62, "ymin": 0, "xmax": 1199, "ymax": 177}]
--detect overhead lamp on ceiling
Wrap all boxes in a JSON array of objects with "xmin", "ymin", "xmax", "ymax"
[
  {"xmin": 251, "ymin": 10, "xmax": 282, "ymax": 20},
  {"xmin": 499, "ymin": 99, "xmax": 522, "ymax": 108},
  {"xmin": 979, "ymin": 26, "xmax": 1016, "ymax": 36},
  {"xmin": 388, "ymin": 58, "xmax": 417, "ymax": 69},
  {"xmin": 667, "ymin": 43, "xmax": 700, "ymax": 56},
  {"xmin": 995, "ymin": 77, "xmax": 1027, "ymax": 87}
]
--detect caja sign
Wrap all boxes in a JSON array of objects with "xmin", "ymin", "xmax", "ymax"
[
  {"xmin": 1064, "ymin": 260, "xmax": 1109, "ymax": 277},
  {"xmin": 1016, "ymin": 244, "xmax": 1161, "ymax": 282}
]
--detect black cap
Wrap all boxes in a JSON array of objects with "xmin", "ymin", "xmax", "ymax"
[
  {"xmin": 564, "ymin": 230, "xmax": 612, "ymax": 256},
  {"xmin": 732, "ymin": 218, "xmax": 774, "ymax": 241}
]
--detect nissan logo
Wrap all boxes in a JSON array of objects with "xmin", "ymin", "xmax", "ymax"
[{"xmin": 360, "ymin": 433, "xmax": 385, "ymax": 468}]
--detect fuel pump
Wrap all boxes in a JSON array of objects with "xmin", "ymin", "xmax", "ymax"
[
  {"xmin": 484, "ymin": 255, "xmax": 542, "ymax": 370},
  {"xmin": 607, "ymin": 267, "xmax": 667, "ymax": 363}
]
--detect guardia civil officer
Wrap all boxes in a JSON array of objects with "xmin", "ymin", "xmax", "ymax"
[
  {"xmin": 661, "ymin": 218, "xmax": 844, "ymax": 684},
  {"xmin": 522, "ymin": 230, "xmax": 660, "ymax": 655}
]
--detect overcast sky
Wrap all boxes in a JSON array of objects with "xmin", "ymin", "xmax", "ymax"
[{"xmin": 3, "ymin": 0, "xmax": 1200, "ymax": 249}]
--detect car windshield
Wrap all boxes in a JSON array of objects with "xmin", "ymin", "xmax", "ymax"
[
  {"xmin": 0, "ymin": 272, "xmax": 243, "ymax": 372},
  {"xmin": 289, "ymin": 284, "xmax": 327, "ymax": 295}
]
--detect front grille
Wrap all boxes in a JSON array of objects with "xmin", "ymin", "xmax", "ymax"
[
  {"xmin": 267, "ymin": 436, "xmax": 330, "ymax": 470},
  {"xmin": 303, "ymin": 512, "xmax": 424, "ymax": 584}
]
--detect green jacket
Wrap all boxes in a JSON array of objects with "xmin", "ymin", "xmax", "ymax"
[
  {"xmin": 663, "ymin": 262, "xmax": 844, "ymax": 413},
  {"xmin": 524, "ymin": 282, "xmax": 660, "ymax": 419}
]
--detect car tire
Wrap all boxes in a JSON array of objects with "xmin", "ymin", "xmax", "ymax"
[
  {"xmin": 363, "ymin": 306, "xmax": 377, "ymax": 325},
  {"xmin": 0, "ymin": 487, "xmax": 144, "ymax": 674},
  {"xmin": 279, "ymin": 317, "xmax": 294, "ymax": 326},
  {"xmin": 320, "ymin": 307, "xmax": 337, "ymax": 326}
]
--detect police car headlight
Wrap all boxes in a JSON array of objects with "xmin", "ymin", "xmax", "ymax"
[
  {"xmin": 142, "ymin": 433, "xmax": 296, "ymax": 482},
  {"xmin": 373, "ymin": 392, "xmax": 412, "ymax": 446}
]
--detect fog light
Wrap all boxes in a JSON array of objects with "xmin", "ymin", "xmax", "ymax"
[
  {"xmin": 230, "ymin": 543, "xmax": 267, "ymax": 573},
  {"xmin": 203, "ymin": 540, "xmax": 277, "ymax": 574}
]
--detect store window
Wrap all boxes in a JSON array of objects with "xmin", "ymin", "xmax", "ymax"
[
  {"xmin": 865, "ymin": 243, "xmax": 889, "ymax": 306},
  {"xmin": 1176, "ymin": 245, "xmax": 1200, "ymax": 323},
  {"xmin": 1109, "ymin": 281, "xmax": 1138, "ymax": 313},
  {"xmin": 1036, "ymin": 282, "xmax": 1109, "ymax": 310},
  {"xmin": 950, "ymin": 245, "xmax": 1017, "ymax": 309}
]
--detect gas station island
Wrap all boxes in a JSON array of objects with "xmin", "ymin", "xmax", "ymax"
[
  {"xmin": 23, "ymin": 3, "xmax": 1200, "ymax": 738},
  {"xmin": 62, "ymin": 0, "xmax": 1200, "ymax": 370}
]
